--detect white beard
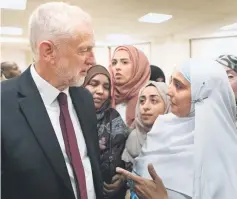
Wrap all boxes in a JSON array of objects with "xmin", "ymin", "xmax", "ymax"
[{"xmin": 72, "ymin": 76, "xmax": 86, "ymax": 87}]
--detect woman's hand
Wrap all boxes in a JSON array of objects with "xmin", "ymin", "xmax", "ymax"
[
  {"xmin": 103, "ymin": 174, "xmax": 125, "ymax": 197},
  {"xmin": 116, "ymin": 164, "xmax": 168, "ymax": 199}
]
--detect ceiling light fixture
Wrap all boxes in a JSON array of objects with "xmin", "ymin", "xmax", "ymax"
[
  {"xmin": 220, "ymin": 23, "xmax": 237, "ymax": 31},
  {"xmin": 0, "ymin": 0, "xmax": 27, "ymax": 10},
  {"xmin": 0, "ymin": 27, "xmax": 23, "ymax": 36},
  {"xmin": 138, "ymin": 13, "xmax": 172, "ymax": 24}
]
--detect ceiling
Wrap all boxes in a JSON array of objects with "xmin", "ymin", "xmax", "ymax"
[{"xmin": 1, "ymin": 0, "xmax": 237, "ymax": 47}]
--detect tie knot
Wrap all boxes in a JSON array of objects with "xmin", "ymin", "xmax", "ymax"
[{"xmin": 57, "ymin": 92, "xmax": 68, "ymax": 106}]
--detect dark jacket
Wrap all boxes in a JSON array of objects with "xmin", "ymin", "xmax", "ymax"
[{"xmin": 1, "ymin": 68, "xmax": 103, "ymax": 199}]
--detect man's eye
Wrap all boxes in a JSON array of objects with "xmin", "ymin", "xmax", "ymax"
[
  {"xmin": 79, "ymin": 47, "xmax": 93, "ymax": 53},
  {"xmin": 81, "ymin": 48, "xmax": 88, "ymax": 52}
]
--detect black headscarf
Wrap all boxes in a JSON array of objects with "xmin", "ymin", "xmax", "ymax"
[
  {"xmin": 150, "ymin": 65, "xmax": 166, "ymax": 82},
  {"xmin": 83, "ymin": 65, "xmax": 129, "ymax": 188}
]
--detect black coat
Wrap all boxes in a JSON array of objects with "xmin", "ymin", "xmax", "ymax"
[{"xmin": 1, "ymin": 68, "xmax": 103, "ymax": 199}]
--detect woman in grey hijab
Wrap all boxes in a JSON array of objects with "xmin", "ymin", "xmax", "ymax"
[{"xmin": 122, "ymin": 81, "xmax": 170, "ymax": 165}]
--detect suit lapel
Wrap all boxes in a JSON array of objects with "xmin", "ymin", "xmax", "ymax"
[
  {"xmin": 17, "ymin": 68, "xmax": 73, "ymax": 193},
  {"xmin": 69, "ymin": 87, "xmax": 92, "ymax": 150}
]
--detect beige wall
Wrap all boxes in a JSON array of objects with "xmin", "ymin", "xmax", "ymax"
[
  {"xmin": 150, "ymin": 37, "xmax": 190, "ymax": 81},
  {"xmin": 1, "ymin": 46, "xmax": 28, "ymax": 71},
  {"xmin": 1, "ymin": 36, "xmax": 236, "ymax": 79},
  {"xmin": 190, "ymin": 36, "xmax": 237, "ymax": 58}
]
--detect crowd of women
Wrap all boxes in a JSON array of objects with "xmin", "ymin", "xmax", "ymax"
[{"xmin": 82, "ymin": 46, "xmax": 237, "ymax": 199}]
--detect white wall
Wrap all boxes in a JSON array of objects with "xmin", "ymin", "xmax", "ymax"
[
  {"xmin": 1, "ymin": 47, "xmax": 27, "ymax": 72},
  {"xmin": 190, "ymin": 36, "xmax": 237, "ymax": 59},
  {"xmin": 150, "ymin": 37, "xmax": 190, "ymax": 81},
  {"xmin": 93, "ymin": 46, "xmax": 110, "ymax": 67},
  {"xmin": 150, "ymin": 35, "xmax": 237, "ymax": 81},
  {"xmin": 2, "ymin": 36, "xmax": 236, "ymax": 81}
]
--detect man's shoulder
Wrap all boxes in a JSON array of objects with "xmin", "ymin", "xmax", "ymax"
[
  {"xmin": 70, "ymin": 86, "xmax": 93, "ymax": 101},
  {"xmin": 76, "ymin": 86, "xmax": 92, "ymax": 97}
]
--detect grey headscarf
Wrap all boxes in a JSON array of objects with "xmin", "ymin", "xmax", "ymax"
[{"xmin": 122, "ymin": 81, "xmax": 171, "ymax": 164}]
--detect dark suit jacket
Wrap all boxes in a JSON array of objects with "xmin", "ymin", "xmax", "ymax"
[{"xmin": 1, "ymin": 68, "xmax": 103, "ymax": 199}]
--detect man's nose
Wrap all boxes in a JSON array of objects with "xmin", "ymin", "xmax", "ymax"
[{"xmin": 86, "ymin": 51, "xmax": 96, "ymax": 66}]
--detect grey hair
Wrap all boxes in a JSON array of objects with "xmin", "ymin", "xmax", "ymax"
[{"xmin": 28, "ymin": 2, "xmax": 92, "ymax": 61}]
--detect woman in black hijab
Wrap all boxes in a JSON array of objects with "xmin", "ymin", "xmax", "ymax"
[
  {"xmin": 83, "ymin": 65, "xmax": 129, "ymax": 199},
  {"xmin": 150, "ymin": 65, "xmax": 166, "ymax": 83}
]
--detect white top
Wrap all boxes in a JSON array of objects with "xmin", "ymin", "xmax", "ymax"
[
  {"xmin": 116, "ymin": 103, "xmax": 127, "ymax": 125},
  {"xmin": 190, "ymin": 59, "xmax": 237, "ymax": 199},
  {"xmin": 134, "ymin": 113, "xmax": 194, "ymax": 197},
  {"xmin": 30, "ymin": 65, "xmax": 96, "ymax": 199},
  {"xmin": 135, "ymin": 59, "xmax": 237, "ymax": 199}
]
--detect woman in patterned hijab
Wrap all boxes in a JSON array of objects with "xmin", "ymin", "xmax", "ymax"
[
  {"xmin": 216, "ymin": 55, "xmax": 237, "ymax": 100},
  {"xmin": 83, "ymin": 65, "xmax": 129, "ymax": 199},
  {"xmin": 216, "ymin": 55, "xmax": 237, "ymax": 125}
]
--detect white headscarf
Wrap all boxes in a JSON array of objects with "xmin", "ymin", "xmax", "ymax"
[
  {"xmin": 191, "ymin": 59, "xmax": 237, "ymax": 199},
  {"xmin": 134, "ymin": 58, "xmax": 237, "ymax": 198},
  {"xmin": 122, "ymin": 81, "xmax": 170, "ymax": 164}
]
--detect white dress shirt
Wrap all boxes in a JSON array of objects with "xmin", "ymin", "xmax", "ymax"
[{"xmin": 30, "ymin": 65, "xmax": 96, "ymax": 199}]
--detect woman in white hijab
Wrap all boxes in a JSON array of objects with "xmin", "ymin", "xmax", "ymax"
[
  {"xmin": 122, "ymin": 81, "xmax": 171, "ymax": 165},
  {"xmin": 117, "ymin": 58, "xmax": 237, "ymax": 199}
]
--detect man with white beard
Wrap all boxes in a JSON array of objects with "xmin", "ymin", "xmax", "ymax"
[{"xmin": 1, "ymin": 2, "xmax": 103, "ymax": 199}]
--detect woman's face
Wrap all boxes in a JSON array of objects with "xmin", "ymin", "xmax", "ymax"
[
  {"xmin": 224, "ymin": 66, "xmax": 237, "ymax": 100},
  {"xmin": 168, "ymin": 71, "xmax": 191, "ymax": 117},
  {"xmin": 111, "ymin": 50, "xmax": 133, "ymax": 86},
  {"xmin": 139, "ymin": 86, "xmax": 165, "ymax": 126},
  {"xmin": 85, "ymin": 74, "xmax": 110, "ymax": 110}
]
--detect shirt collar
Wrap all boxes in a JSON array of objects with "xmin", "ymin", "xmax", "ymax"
[{"xmin": 30, "ymin": 65, "xmax": 69, "ymax": 106}]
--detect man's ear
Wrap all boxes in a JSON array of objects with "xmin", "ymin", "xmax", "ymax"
[{"xmin": 38, "ymin": 41, "xmax": 56, "ymax": 63}]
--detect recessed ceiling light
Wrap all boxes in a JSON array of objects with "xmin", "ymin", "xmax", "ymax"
[
  {"xmin": 0, "ymin": 27, "xmax": 23, "ymax": 35},
  {"xmin": 138, "ymin": 13, "xmax": 172, "ymax": 24},
  {"xmin": 0, "ymin": 0, "xmax": 27, "ymax": 10},
  {"xmin": 220, "ymin": 23, "xmax": 237, "ymax": 31}
]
